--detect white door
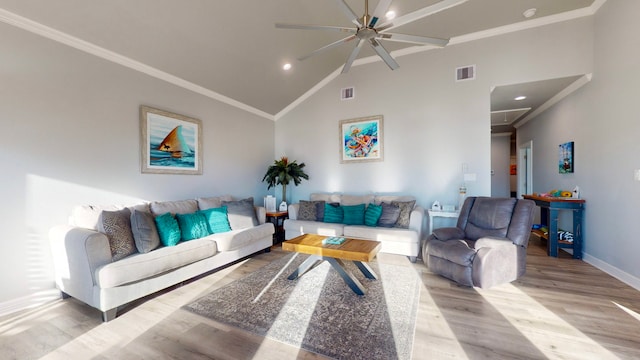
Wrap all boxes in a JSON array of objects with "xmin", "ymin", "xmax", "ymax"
[{"xmin": 517, "ymin": 141, "xmax": 533, "ymax": 198}]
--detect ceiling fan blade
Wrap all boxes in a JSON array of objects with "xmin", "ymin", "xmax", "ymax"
[
  {"xmin": 336, "ymin": 0, "xmax": 362, "ymax": 27},
  {"xmin": 378, "ymin": 33, "xmax": 449, "ymax": 47},
  {"xmin": 368, "ymin": 38, "xmax": 399, "ymax": 70},
  {"xmin": 275, "ymin": 23, "xmax": 356, "ymax": 34},
  {"xmin": 341, "ymin": 39, "xmax": 364, "ymax": 74},
  {"xmin": 377, "ymin": 0, "xmax": 468, "ymax": 32},
  {"xmin": 298, "ymin": 35, "xmax": 357, "ymax": 61},
  {"xmin": 368, "ymin": 0, "xmax": 393, "ymax": 27}
]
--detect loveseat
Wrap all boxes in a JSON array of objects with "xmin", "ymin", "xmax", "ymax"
[
  {"xmin": 49, "ymin": 195, "xmax": 274, "ymax": 321},
  {"xmin": 283, "ymin": 193, "xmax": 424, "ymax": 262}
]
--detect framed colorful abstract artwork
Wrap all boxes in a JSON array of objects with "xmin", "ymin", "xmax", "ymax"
[
  {"xmin": 140, "ymin": 106, "xmax": 202, "ymax": 174},
  {"xmin": 339, "ymin": 115, "xmax": 383, "ymax": 163},
  {"xmin": 559, "ymin": 141, "xmax": 574, "ymax": 174}
]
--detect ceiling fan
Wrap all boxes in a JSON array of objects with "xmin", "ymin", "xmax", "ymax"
[{"xmin": 276, "ymin": 0, "xmax": 468, "ymax": 73}]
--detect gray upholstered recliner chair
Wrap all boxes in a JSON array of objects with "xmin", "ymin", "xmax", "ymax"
[{"xmin": 423, "ymin": 196, "xmax": 535, "ymax": 289}]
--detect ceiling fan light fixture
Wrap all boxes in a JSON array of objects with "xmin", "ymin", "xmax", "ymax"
[
  {"xmin": 385, "ymin": 10, "xmax": 396, "ymax": 20},
  {"xmin": 514, "ymin": 95, "xmax": 526, "ymax": 101},
  {"xmin": 523, "ymin": 8, "xmax": 537, "ymax": 18},
  {"xmin": 282, "ymin": 63, "xmax": 292, "ymax": 71}
]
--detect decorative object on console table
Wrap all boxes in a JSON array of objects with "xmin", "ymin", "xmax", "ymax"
[
  {"xmin": 261, "ymin": 156, "xmax": 309, "ymax": 208},
  {"xmin": 523, "ymin": 194, "xmax": 585, "ymax": 259},
  {"xmin": 427, "ymin": 209, "xmax": 460, "ymax": 235},
  {"xmin": 339, "ymin": 115, "xmax": 383, "ymax": 163},
  {"xmin": 266, "ymin": 211, "xmax": 288, "ymax": 244},
  {"xmin": 140, "ymin": 106, "xmax": 202, "ymax": 175}
]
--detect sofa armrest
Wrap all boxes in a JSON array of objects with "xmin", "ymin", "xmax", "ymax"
[
  {"xmin": 288, "ymin": 203, "xmax": 300, "ymax": 220},
  {"xmin": 49, "ymin": 225, "xmax": 112, "ymax": 303},
  {"xmin": 255, "ymin": 206, "xmax": 267, "ymax": 224},
  {"xmin": 408, "ymin": 206, "xmax": 424, "ymax": 236}
]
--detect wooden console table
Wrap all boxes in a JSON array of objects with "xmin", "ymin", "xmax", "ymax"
[{"xmin": 523, "ymin": 195, "xmax": 585, "ymax": 259}]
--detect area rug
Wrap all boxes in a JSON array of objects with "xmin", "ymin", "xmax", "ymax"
[{"xmin": 183, "ymin": 253, "xmax": 420, "ymax": 360}]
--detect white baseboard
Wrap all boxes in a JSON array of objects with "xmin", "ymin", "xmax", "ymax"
[
  {"xmin": 0, "ymin": 289, "xmax": 61, "ymax": 318},
  {"xmin": 583, "ymin": 253, "xmax": 640, "ymax": 291}
]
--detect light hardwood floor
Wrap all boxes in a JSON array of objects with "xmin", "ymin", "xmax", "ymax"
[{"xmin": 1, "ymin": 237, "xmax": 639, "ymax": 360}]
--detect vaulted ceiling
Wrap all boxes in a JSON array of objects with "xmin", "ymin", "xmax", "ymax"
[{"xmin": 0, "ymin": 0, "xmax": 599, "ymax": 120}]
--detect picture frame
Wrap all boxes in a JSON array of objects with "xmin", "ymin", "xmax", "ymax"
[
  {"xmin": 140, "ymin": 106, "xmax": 202, "ymax": 175},
  {"xmin": 339, "ymin": 115, "xmax": 383, "ymax": 163},
  {"xmin": 559, "ymin": 141, "xmax": 574, "ymax": 174}
]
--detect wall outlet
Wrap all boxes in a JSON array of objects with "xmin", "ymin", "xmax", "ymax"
[
  {"xmin": 634, "ymin": 169, "xmax": 640, "ymax": 181},
  {"xmin": 464, "ymin": 173, "xmax": 477, "ymax": 182}
]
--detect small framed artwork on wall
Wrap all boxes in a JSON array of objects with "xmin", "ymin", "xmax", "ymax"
[
  {"xmin": 559, "ymin": 141, "xmax": 574, "ymax": 174},
  {"xmin": 140, "ymin": 106, "xmax": 202, "ymax": 175},
  {"xmin": 339, "ymin": 115, "xmax": 383, "ymax": 163}
]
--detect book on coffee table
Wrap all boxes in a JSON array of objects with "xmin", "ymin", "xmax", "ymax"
[{"xmin": 322, "ymin": 236, "xmax": 346, "ymax": 245}]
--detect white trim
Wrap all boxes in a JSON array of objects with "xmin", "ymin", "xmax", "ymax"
[
  {"xmin": 0, "ymin": 8, "xmax": 274, "ymax": 122},
  {"xmin": 0, "ymin": 289, "xmax": 61, "ymax": 318},
  {"xmin": 583, "ymin": 253, "xmax": 640, "ymax": 291}
]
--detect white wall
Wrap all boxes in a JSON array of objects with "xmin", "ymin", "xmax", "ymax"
[
  {"xmin": 276, "ymin": 17, "xmax": 594, "ymax": 213},
  {"xmin": 491, "ymin": 134, "xmax": 511, "ymax": 197},
  {"xmin": 0, "ymin": 23, "xmax": 275, "ymax": 312},
  {"xmin": 517, "ymin": 0, "xmax": 640, "ymax": 287}
]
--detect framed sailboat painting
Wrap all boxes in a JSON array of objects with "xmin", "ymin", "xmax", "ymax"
[{"xmin": 140, "ymin": 106, "xmax": 202, "ymax": 174}]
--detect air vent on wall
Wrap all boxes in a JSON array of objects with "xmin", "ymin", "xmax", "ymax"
[
  {"xmin": 455, "ymin": 65, "xmax": 476, "ymax": 82},
  {"xmin": 341, "ymin": 87, "xmax": 355, "ymax": 100}
]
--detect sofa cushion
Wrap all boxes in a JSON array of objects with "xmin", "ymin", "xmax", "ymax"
[
  {"xmin": 392, "ymin": 200, "xmax": 416, "ymax": 229},
  {"xmin": 199, "ymin": 206, "xmax": 232, "ymax": 234},
  {"xmin": 197, "ymin": 195, "xmax": 233, "ymax": 210},
  {"xmin": 341, "ymin": 194, "xmax": 375, "ymax": 206},
  {"xmin": 374, "ymin": 195, "xmax": 416, "ymax": 205},
  {"xmin": 71, "ymin": 203, "xmax": 149, "ymax": 230},
  {"xmin": 364, "ymin": 203, "xmax": 383, "ymax": 227},
  {"xmin": 95, "ymin": 238, "xmax": 217, "ymax": 288},
  {"xmin": 284, "ymin": 219, "xmax": 344, "ymax": 237},
  {"xmin": 210, "ymin": 223, "xmax": 274, "ymax": 251},
  {"xmin": 222, "ymin": 197, "xmax": 259, "ymax": 230},
  {"xmin": 130, "ymin": 209, "xmax": 161, "ymax": 253},
  {"xmin": 298, "ymin": 200, "xmax": 318, "ymax": 221},
  {"xmin": 150, "ymin": 199, "xmax": 198, "ymax": 216},
  {"xmin": 310, "ymin": 193, "xmax": 341, "ymax": 203},
  {"xmin": 342, "ymin": 204, "xmax": 365, "ymax": 225},
  {"xmin": 154, "ymin": 212, "xmax": 181, "ymax": 246},
  {"xmin": 324, "ymin": 203, "xmax": 344, "ymax": 223},
  {"xmin": 315, "ymin": 201, "xmax": 327, "ymax": 221},
  {"xmin": 175, "ymin": 212, "xmax": 211, "ymax": 241},
  {"xmin": 378, "ymin": 202, "xmax": 401, "ymax": 227},
  {"xmin": 98, "ymin": 208, "xmax": 137, "ymax": 261}
]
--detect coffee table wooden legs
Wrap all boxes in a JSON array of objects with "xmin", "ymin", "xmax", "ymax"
[{"xmin": 287, "ymin": 255, "xmax": 378, "ymax": 295}]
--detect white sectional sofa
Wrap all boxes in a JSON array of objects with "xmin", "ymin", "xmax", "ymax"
[
  {"xmin": 49, "ymin": 195, "xmax": 273, "ymax": 321},
  {"xmin": 283, "ymin": 193, "xmax": 424, "ymax": 262}
]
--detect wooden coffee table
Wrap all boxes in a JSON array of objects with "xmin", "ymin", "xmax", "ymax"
[{"xmin": 282, "ymin": 234, "xmax": 381, "ymax": 295}]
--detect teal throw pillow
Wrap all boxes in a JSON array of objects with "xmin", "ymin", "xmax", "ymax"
[
  {"xmin": 342, "ymin": 204, "xmax": 365, "ymax": 225},
  {"xmin": 199, "ymin": 206, "xmax": 232, "ymax": 234},
  {"xmin": 323, "ymin": 203, "xmax": 344, "ymax": 223},
  {"xmin": 364, "ymin": 203, "xmax": 383, "ymax": 227},
  {"xmin": 154, "ymin": 212, "xmax": 181, "ymax": 246},
  {"xmin": 176, "ymin": 212, "xmax": 211, "ymax": 241}
]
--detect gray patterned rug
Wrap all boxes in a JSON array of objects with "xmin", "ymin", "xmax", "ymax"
[{"xmin": 183, "ymin": 252, "xmax": 420, "ymax": 360}]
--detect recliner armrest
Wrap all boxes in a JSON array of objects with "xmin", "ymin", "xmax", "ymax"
[
  {"xmin": 473, "ymin": 236, "xmax": 513, "ymax": 249},
  {"xmin": 431, "ymin": 227, "xmax": 465, "ymax": 241}
]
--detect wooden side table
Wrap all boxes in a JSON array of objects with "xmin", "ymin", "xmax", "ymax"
[
  {"xmin": 266, "ymin": 211, "xmax": 288, "ymax": 244},
  {"xmin": 427, "ymin": 209, "xmax": 460, "ymax": 234},
  {"xmin": 523, "ymin": 195, "xmax": 585, "ymax": 259}
]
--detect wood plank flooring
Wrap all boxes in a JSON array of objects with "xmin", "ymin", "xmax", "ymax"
[{"xmin": 1, "ymin": 237, "xmax": 639, "ymax": 360}]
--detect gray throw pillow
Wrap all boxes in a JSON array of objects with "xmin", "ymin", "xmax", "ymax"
[
  {"xmin": 392, "ymin": 200, "xmax": 416, "ymax": 228},
  {"xmin": 98, "ymin": 208, "xmax": 137, "ymax": 261},
  {"xmin": 315, "ymin": 201, "xmax": 327, "ymax": 221},
  {"xmin": 297, "ymin": 200, "xmax": 317, "ymax": 221},
  {"xmin": 130, "ymin": 209, "xmax": 161, "ymax": 253},
  {"xmin": 378, "ymin": 202, "xmax": 401, "ymax": 228},
  {"xmin": 222, "ymin": 197, "xmax": 258, "ymax": 230}
]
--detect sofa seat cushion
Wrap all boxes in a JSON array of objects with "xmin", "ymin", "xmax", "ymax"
[
  {"xmin": 343, "ymin": 226, "xmax": 419, "ymax": 244},
  {"xmin": 426, "ymin": 239, "xmax": 477, "ymax": 267},
  {"xmin": 284, "ymin": 219, "xmax": 344, "ymax": 237},
  {"xmin": 209, "ymin": 223, "xmax": 274, "ymax": 252},
  {"xmin": 95, "ymin": 238, "xmax": 217, "ymax": 288}
]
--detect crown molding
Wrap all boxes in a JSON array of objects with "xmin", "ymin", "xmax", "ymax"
[{"xmin": 0, "ymin": 8, "xmax": 275, "ymax": 121}]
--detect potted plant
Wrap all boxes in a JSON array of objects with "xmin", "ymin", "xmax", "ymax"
[{"xmin": 262, "ymin": 156, "xmax": 309, "ymax": 210}]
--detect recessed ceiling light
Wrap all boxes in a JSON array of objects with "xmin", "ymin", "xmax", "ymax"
[
  {"xmin": 283, "ymin": 63, "xmax": 292, "ymax": 71},
  {"xmin": 385, "ymin": 10, "xmax": 396, "ymax": 20},
  {"xmin": 515, "ymin": 95, "xmax": 527, "ymax": 101},
  {"xmin": 523, "ymin": 8, "xmax": 537, "ymax": 18}
]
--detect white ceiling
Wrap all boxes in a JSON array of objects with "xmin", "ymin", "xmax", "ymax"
[{"xmin": 0, "ymin": 0, "xmax": 599, "ymax": 119}]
